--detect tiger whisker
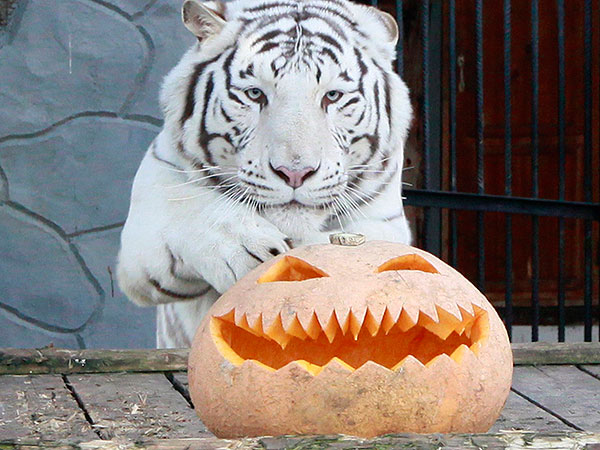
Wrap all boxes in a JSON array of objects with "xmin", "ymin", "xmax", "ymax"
[
  {"xmin": 328, "ymin": 196, "xmax": 345, "ymax": 231},
  {"xmin": 331, "ymin": 193, "xmax": 355, "ymax": 224},
  {"xmin": 339, "ymin": 190, "xmax": 368, "ymax": 220},
  {"xmin": 345, "ymin": 184, "xmax": 376, "ymax": 203},
  {"xmin": 204, "ymin": 187, "xmax": 248, "ymax": 233},
  {"xmin": 166, "ymin": 183, "xmax": 240, "ymax": 201},
  {"xmin": 160, "ymin": 164, "xmax": 228, "ymax": 174},
  {"xmin": 347, "ymin": 155, "xmax": 394, "ymax": 170},
  {"xmin": 163, "ymin": 172, "xmax": 238, "ymax": 189}
]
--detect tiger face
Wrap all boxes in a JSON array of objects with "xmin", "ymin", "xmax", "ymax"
[{"xmin": 162, "ymin": 0, "xmax": 412, "ymax": 231}]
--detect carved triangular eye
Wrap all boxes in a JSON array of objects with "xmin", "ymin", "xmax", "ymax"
[
  {"xmin": 258, "ymin": 256, "xmax": 329, "ymax": 283},
  {"xmin": 377, "ymin": 254, "xmax": 439, "ymax": 274}
]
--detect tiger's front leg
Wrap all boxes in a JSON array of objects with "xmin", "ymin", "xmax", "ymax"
[{"xmin": 117, "ymin": 146, "xmax": 292, "ymax": 347}]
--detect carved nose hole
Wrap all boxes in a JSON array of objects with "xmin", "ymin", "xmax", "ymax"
[{"xmin": 269, "ymin": 163, "xmax": 317, "ymax": 188}]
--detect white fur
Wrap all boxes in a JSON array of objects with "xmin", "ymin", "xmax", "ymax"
[{"xmin": 117, "ymin": 0, "xmax": 413, "ymax": 348}]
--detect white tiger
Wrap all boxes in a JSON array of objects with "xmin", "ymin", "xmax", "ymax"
[{"xmin": 117, "ymin": 0, "xmax": 413, "ymax": 348}]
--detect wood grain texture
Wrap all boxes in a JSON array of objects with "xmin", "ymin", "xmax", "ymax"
[
  {"xmin": 490, "ymin": 391, "xmax": 570, "ymax": 432},
  {"xmin": 581, "ymin": 365, "xmax": 600, "ymax": 379},
  {"xmin": 1, "ymin": 432, "xmax": 600, "ymax": 449},
  {"xmin": 0, "ymin": 348, "xmax": 189, "ymax": 375},
  {"xmin": 512, "ymin": 366, "xmax": 600, "ymax": 431},
  {"xmin": 1, "ymin": 344, "xmax": 599, "ymax": 375},
  {"xmin": 0, "ymin": 375, "xmax": 96, "ymax": 441},
  {"xmin": 512, "ymin": 343, "xmax": 600, "ymax": 366},
  {"xmin": 172, "ymin": 372, "xmax": 189, "ymax": 389},
  {"xmin": 67, "ymin": 373, "xmax": 208, "ymax": 440}
]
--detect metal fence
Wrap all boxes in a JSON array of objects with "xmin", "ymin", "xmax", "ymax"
[{"xmin": 367, "ymin": 0, "xmax": 599, "ymax": 342}]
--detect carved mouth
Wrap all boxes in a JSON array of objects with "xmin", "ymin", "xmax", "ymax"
[{"xmin": 211, "ymin": 305, "xmax": 489, "ymax": 376}]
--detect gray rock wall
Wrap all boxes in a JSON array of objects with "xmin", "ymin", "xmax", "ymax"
[{"xmin": 0, "ymin": 0, "xmax": 194, "ymax": 348}]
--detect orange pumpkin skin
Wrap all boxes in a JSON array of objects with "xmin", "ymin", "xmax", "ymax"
[{"xmin": 188, "ymin": 241, "xmax": 512, "ymax": 438}]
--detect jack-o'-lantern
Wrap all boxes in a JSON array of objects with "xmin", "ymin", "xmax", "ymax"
[{"xmin": 188, "ymin": 238, "xmax": 512, "ymax": 438}]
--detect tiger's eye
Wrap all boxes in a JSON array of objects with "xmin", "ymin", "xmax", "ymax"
[
  {"xmin": 245, "ymin": 88, "xmax": 267, "ymax": 104},
  {"xmin": 322, "ymin": 90, "xmax": 343, "ymax": 108},
  {"xmin": 326, "ymin": 91, "xmax": 342, "ymax": 102}
]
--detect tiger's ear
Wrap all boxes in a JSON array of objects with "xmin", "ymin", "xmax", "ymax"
[
  {"xmin": 357, "ymin": 5, "xmax": 399, "ymax": 47},
  {"xmin": 375, "ymin": 10, "xmax": 399, "ymax": 46},
  {"xmin": 182, "ymin": 0, "xmax": 227, "ymax": 42}
]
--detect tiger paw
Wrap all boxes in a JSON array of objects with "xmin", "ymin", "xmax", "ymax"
[{"xmin": 193, "ymin": 216, "xmax": 292, "ymax": 294}]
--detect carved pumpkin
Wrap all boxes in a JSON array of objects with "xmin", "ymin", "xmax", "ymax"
[{"xmin": 188, "ymin": 240, "xmax": 512, "ymax": 438}]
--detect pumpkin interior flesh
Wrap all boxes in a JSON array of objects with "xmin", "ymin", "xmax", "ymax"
[
  {"xmin": 257, "ymin": 256, "xmax": 329, "ymax": 283},
  {"xmin": 211, "ymin": 306, "xmax": 489, "ymax": 376},
  {"xmin": 377, "ymin": 254, "xmax": 439, "ymax": 274}
]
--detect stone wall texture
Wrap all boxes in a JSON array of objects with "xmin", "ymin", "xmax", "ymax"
[{"xmin": 0, "ymin": 0, "xmax": 194, "ymax": 348}]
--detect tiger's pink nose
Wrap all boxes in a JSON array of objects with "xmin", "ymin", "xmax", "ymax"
[{"xmin": 270, "ymin": 164, "xmax": 317, "ymax": 188}]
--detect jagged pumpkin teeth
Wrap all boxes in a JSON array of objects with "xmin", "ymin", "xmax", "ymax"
[
  {"xmin": 294, "ymin": 359, "xmax": 322, "ymax": 376},
  {"xmin": 450, "ymin": 344, "xmax": 471, "ymax": 363},
  {"xmin": 247, "ymin": 359, "xmax": 275, "ymax": 373},
  {"xmin": 303, "ymin": 313, "xmax": 322, "ymax": 340},
  {"xmin": 335, "ymin": 310, "xmax": 351, "ymax": 335},
  {"xmin": 244, "ymin": 313, "xmax": 263, "ymax": 335},
  {"xmin": 210, "ymin": 303, "xmax": 490, "ymax": 374},
  {"xmin": 471, "ymin": 311, "xmax": 490, "ymax": 341},
  {"xmin": 380, "ymin": 307, "xmax": 399, "ymax": 334},
  {"xmin": 348, "ymin": 310, "xmax": 365, "ymax": 339},
  {"xmin": 396, "ymin": 309, "xmax": 416, "ymax": 332},
  {"xmin": 464, "ymin": 322, "xmax": 474, "ymax": 339},
  {"xmin": 425, "ymin": 354, "xmax": 444, "ymax": 368},
  {"xmin": 322, "ymin": 313, "xmax": 339, "ymax": 343},
  {"xmin": 189, "ymin": 241, "xmax": 513, "ymax": 438},
  {"xmin": 325, "ymin": 357, "xmax": 354, "ymax": 372},
  {"xmin": 363, "ymin": 309, "xmax": 380, "ymax": 336},
  {"xmin": 265, "ymin": 315, "xmax": 288, "ymax": 343},
  {"xmin": 470, "ymin": 341, "xmax": 482, "ymax": 355},
  {"xmin": 266, "ymin": 314, "xmax": 287, "ymax": 347},
  {"xmin": 284, "ymin": 315, "xmax": 308, "ymax": 340},
  {"xmin": 459, "ymin": 303, "xmax": 476, "ymax": 318},
  {"xmin": 235, "ymin": 313, "xmax": 255, "ymax": 336},
  {"xmin": 418, "ymin": 314, "xmax": 446, "ymax": 339},
  {"xmin": 391, "ymin": 355, "xmax": 423, "ymax": 371}
]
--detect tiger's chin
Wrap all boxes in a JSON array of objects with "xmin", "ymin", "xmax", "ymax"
[
  {"xmin": 249, "ymin": 190, "xmax": 337, "ymax": 210},
  {"xmin": 259, "ymin": 201, "xmax": 331, "ymax": 244}
]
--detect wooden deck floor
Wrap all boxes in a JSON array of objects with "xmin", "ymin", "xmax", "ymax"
[{"xmin": 1, "ymin": 345, "xmax": 600, "ymax": 449}]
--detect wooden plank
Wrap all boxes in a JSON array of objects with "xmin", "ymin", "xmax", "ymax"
[
  {"xmin": 581, "ymin": 365, "xmax": 600, "ymax": 379},
  {"xmin": 490, "ymin": 391, "xmax": 570, "ymax": 432},
  {"xmin": 0, "ymin": 375, "xmax": 96, "ymax": 441},
  {"xmin": 512, "ymin": 366, "xmax": 600, "ymax": 431},
  {"xmin": 2, "ymin": 344, "xmax": 600, "ymax": 375},
  {"xmin": 67, "ymin": 373, "xmax": 209, "ymax": 440},
  {"xmin": 0, "ymin": 348, "xmax": 188, "ymax": 375},
  {"xmin": 172, "ymin": 372, "xmax": 190, "ymax": 391},
  {"xmin": 512, "ymin": 343, "xmax": 600, "ymax": 366},
  {"xmin": 1, "ymin": 432, "xmax": 600, "ymax": 449}
]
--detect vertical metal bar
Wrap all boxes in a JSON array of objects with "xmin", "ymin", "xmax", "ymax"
[
  {"xmin": 396, "ymin": 0, "xmax": 404, "ymax": 76},
  {"xmin": 422, "ymin": 0, "xmax": 443, "ymax": 257},
  {"xmin": 504, "ymin": 0, "xmax": 513, "ymax": 340},
  {"xmin": 530, "ymin": 0, "xmax": 540, "ymax": 342},
  {"xmin": 370, "ymin": 0, "xmax": 378, "ymax": 8},
  {"xmin": 449, "ymin": 0, "xmax": 458, "ymax": 268},
  {"xmin": 428, "ymin": 2, "xmax": 443, "ymax": 256},
  {"xmin": 556, "ymin": 0, "xmax": 566, "ymax": 342},
  {"xmin": 422, "ymin": 0, "xmax": 431, "ymax": 253},
  {"xmin": 583, "ymin": 0, "xmax": 593, "ymax": 342},
  {"xmin": 475, "ymin": 0, "xmax": 485, "ymax": 291}
]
